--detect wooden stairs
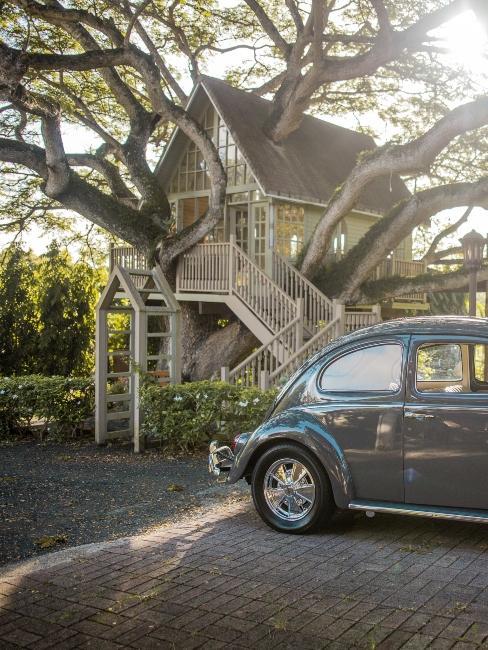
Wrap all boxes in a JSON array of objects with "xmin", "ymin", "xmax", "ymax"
[{"xmin": 110, "ymin": 240, "xmax": 380, "ymax": 388}]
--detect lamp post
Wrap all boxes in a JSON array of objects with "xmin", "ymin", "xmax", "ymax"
[{"xmin": 460, "ymin": 229, "xmax": 486, "ymax": 317}]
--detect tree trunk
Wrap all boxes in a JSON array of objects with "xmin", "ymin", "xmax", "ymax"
[{"xmin": 161, "ymin": 262, "xmax": 257, "ymax": 381}]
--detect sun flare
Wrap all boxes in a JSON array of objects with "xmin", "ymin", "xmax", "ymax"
[{"xmin": 438, "ymin": 10, "xmax": 487, "ymax": 75}]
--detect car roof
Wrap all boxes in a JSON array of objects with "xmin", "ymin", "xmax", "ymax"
[
  {"xmin": 341, "ymin": 315, "xmax": 488, "ymax": 342},
  {"xmin": 275, "ymin": 317, "xmax": 488, "ymax": 402}
]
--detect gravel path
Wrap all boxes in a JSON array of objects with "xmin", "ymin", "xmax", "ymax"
[{"xmin": 0, "ymin": 439, "xmax": 248, "ymax": 565}]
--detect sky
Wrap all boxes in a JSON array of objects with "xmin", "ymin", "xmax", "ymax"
[{"xmin": 3, "ymin": 6, "xmax": 487, "ymax": 258}]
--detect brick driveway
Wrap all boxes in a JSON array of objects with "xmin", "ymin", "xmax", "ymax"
[{"xmin": 2, "ymin": 498, "xmax": 488, "ymax": 649}]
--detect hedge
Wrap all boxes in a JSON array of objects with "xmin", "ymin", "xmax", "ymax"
[
  {"xmin": 0, "ymin": 375, "xmax": 95, "ymax": 439},
  {"xmin": 0, "ymin": 376, "xmax": 277, "ymax": 450},
  {"xmin": 140, "ymin": 380, "xmax": 277, "ymax": 453}
]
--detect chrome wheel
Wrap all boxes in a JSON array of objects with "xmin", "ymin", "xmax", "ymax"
[{"xmin": 263, "ymin": 457, "xmax": 316, "ymax": 522}]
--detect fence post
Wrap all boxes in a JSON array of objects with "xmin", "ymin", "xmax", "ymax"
[
  {"xmin": 295, "ymin": 298, "xmax": 304, "ymax": 349},
  {"xmin": 228, "ymin": 235, "xmax": 235, "ymax": 294},
  {"xmin": 333, "ymin": 299, "xmax": 346, "ymax": 336},
  {"xmin": 221, "ymin": 366, "xmax": 229, "ymax": 383},
  {"xmin": 259, "ymin": 370, "xmax": 269, "ymax": 391},
  {"xmin": 372, "ymin": 304, "xmax": 382, "ymax": 323}
]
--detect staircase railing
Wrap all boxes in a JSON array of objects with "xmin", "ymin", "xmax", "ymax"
[
  {"xmin": 266, "ymin": 316, "xmax": 343, "ymax": 388},
  {"xmin": 177, "ymin": 239, "xmax": 297, "ymax": 335},
  {"xmin": 226, "ymin": 312, "xmax": 303, "ymax": 388},
  {"xmin": 232, "ymin": 243, "xmax": 297, "ymax": 334},
  {"xmin": 271, "ymin": 251, "xmax": 333, "ymax": 333}
]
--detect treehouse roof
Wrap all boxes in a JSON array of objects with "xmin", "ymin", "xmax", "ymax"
[{"xmin": 157, "ymin": 75, "xmax": 410, "ymax": 213}]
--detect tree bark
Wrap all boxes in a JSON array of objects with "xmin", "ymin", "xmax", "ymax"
[
  {"xmin": 335, "ymin": 178, "xmax": 488, "ymax": 302},
  {"xmin": 300, "ymin": 97, "xmax": 488, "ymax": 278}
]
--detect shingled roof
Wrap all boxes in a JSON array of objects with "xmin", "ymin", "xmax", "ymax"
[{"xmin": 157, "ymin": 75, "xmax": 410, "ymax": 213}]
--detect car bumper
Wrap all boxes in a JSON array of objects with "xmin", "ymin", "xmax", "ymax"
[{"xmin": 208, "ymin": 441, "xmax": 235, "ymax": 482}]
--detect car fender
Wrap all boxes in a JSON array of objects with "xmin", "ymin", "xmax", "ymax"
[{"xmin": 228, "ymin": 409, "xmax": 353, "ymax": 508}]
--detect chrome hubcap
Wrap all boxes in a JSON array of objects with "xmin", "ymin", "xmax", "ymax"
[{"xmin": 263, "ymin": 458, "xmax": 316, "ymax": 521}]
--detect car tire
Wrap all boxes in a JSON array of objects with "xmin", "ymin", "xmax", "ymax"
[{"xmin": 251, "ymin": 443, "xmax": 334, "ymax": 534}]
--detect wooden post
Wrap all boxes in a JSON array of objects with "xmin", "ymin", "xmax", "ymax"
[
  {"xmin": 221, "ymin": 366, "xmax": 229, "ymax": 382},
  {"xmin": 295, "ymin": 298, "xmax": 304, "ymax": 349},
  {"xmin": 172, "ymin": 310, "xmax": 182, "ymax": 384},
  {"xmin": 133, "ymin": 308, "xmax": 146, "ymax": 454},
  {"xmin": 333, "ymin": 299, "xmax": 346, "ymax": 336},
  {"xmin": 228, "ymin": 235, "xmax": 235, "ymax": 294},
  {"xmin": 259, "ymin": 370, "xmax": 269, "ymax": 391},
  {"xmin": 95, "ymin": 308, "xmax": 107, "ymax": 445},
  {"xmin": 372, "ymin": 304, "xmax": 382, "ymax": 323}
]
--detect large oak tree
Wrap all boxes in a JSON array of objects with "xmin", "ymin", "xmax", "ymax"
[{"xmin": 1, "ymin": 0, "xmax": 487, "ymax": 378}]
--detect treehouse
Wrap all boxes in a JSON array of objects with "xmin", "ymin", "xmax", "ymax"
[{"xmin": 98, "ymin": 76, "xmax": 428, "ymax": 449}]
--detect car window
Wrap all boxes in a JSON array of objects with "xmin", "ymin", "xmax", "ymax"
[
  {"xmin": 415, "ymin": 342, "xmax": 488, "ymax": 394},
  {"xmin": 417, "ymin": 344, "xmax": 462, "ymax": 383},
  {"xmin": 320, "ymin": 343, "xmax": 402, "ymax": 392},
  {"xmin": 473, "ymin": 344, "xmax": 488, "ymax": 383}
]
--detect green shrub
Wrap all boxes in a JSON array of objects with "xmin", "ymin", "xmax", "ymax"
[
  {"xmin": 0, "ymin": 376, "xmax": 94, "ymax": 439},
  {"xmin": 140, "ymin": 380, "xmax": 277, "ymax": 453}
]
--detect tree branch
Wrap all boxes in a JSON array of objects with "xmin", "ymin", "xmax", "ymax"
[
  {"xmin": 335, "ymin": 178, "xmax": 488, "ymax": 302},
  {"xmin": 300, "ymin": 96, "xmax": 488, "ymax": 278},
  {"xmin": 0, "ymin": 137, "xmax": 165, "ymax": 250},
  {"xmin": 66, "ymin": 153, "xmax": 137, "ymax": 205},
  {"xmin": 360, "ymin": 266, "xmax": 488, "ymax": 303},
  {"xmin": 422, "ymin": 206, "xmax": 473, "ymax": 264},
  {"xmin": 243, "ymin": 0, "xmax": 290, "ymax": 56}
]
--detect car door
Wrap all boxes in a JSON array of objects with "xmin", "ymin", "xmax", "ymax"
[
  {"xmin": 308, "ymin": 336, "xmax": 408, "ymax": 503},
  {"xmin": 404, "ymin": 335, "xmax": 488, "ymax": 510}
]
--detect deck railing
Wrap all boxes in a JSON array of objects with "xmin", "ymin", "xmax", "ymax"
[
  {"xmin": 109, "ymin": 244, "xmax": 148, "ymax": 272},
  {"xmin": 267, "ymin": 317, "xmax": 343, "ymax": 388},
  {"xmin": 177, "ymin": 239, "xmax": 297, "ymax": 334},
  {"xmin": 227, "ymin": 312, "xmax": 303, "ymax": 388},
  {"xmin": 271, "ymin": 251, "xmax": 334, "ymax": 333},
  {"xmin": 176, "ymin": 242, "xmax": 230, "ymax": 293},
  {"xmin": 345, "ymin": 309, "xmax": 381, "ymax": 333},
  {"xmin": 372, "ymin": 259, "xmax": 427, "ymax": 302}
]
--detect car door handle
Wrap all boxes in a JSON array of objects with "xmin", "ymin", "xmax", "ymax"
[{"xmin": 404, "ymin": 411, "xmax": 435, "ymax": 420}]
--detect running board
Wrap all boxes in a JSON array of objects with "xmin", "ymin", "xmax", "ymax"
[{"xmin": 349, "ymin": 500, "xmax": 488, "ymax": 524}]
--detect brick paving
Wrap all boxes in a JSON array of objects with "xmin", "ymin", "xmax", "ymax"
[{"xmin": 3, "ymin": 499, "xmax": 488, "ymax": 649}]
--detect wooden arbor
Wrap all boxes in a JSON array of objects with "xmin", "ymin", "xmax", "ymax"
[{"xmin": 95, "ymin": 265, "xmax": 181, "ymax": 452}]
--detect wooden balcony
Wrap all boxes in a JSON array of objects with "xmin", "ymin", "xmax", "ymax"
[{"xmin": 372, "ymin": 259, "xmax": 427, "ymax": 303}]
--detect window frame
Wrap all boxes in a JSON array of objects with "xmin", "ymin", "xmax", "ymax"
[
  {"xmin": 408, "ymin": 335, "xmax": 488, "ymax": 402},
  {"xmin": 317, "ymin": 339, "xmax": 405, "ymax": 396},
  {"xmin": 415, "ymin": 342, "xmax": 464, "ymax": 386}
]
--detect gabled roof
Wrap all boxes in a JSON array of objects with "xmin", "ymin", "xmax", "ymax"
[{"xmin": 156, "ymin": 75, "xmax": 410, "ymax": 213}]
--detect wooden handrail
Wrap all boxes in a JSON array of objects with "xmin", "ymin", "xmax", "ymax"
[
  {"xmin": 109, "ymin": 245, "xmax": 148, "ymax": 272},
  {"xmin": 344, "ymin": 311, "xmax": 380, "ymax": 333},
  {"xmin": 228, "ymin": 315, "xmax": 302, "ymax": 387},
  {"xmin": 176, "ymin": 242, "xmax": 230, "ymax": 294},
  {"xmin": 231, "ymin": 243, "xmax": 297, "ymax": 334},
  {"xmin": 271, "ymin": 251, "xmax": 333, "ymax": 333},
  {"xmin": 268, "ymin": 317, "xmax": 342, "ymax": 387}
]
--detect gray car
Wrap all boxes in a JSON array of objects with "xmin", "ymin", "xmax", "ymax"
[{"xmin": 209, "ymin": 316, "xmax": 488, "ymax": 533}]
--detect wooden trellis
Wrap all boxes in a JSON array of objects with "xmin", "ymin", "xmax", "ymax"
[{"xmin": 95, "ymin": 265, "xmax": 181, "ymax": 452}]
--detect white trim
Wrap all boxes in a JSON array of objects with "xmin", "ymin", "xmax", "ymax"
[
  {"xmin": 202, "ymin": 82, "xmax": 267, "ymax": 198},
  {"xmin": 266, "ymin": 193, "xmax": 326, "ymax": 209}
]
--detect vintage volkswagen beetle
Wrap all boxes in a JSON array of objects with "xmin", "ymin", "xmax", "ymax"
[{"xmin": 209, "ymin": 316, "xmax": 488, "ymax": 533}]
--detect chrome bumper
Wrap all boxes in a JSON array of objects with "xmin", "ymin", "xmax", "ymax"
[{"xmin": 208, "ymin": 441, "xmax": 235, "ymax": 482}]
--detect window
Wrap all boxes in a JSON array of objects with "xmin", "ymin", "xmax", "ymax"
[
  {"xmin": 320, "ymin": 344, "xmax": 403, "ymax": 392},
  {"xmin": 473, "ymin": 344, "xmax": 488, "ymax": 383},
  {"xmin": 416, "ymin": 342, "xmax": 488, "ymax": 394},
  {"xmin": 276, "ymin": 204, "xmax": 305, "ymax": 260},
  {"xmin": 416, "ymin": 344, "xmax": 463, "ymax": 385},
  {"xmin": 169, "ymin": 106, "xmax": 252, "ymax": 193}
]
